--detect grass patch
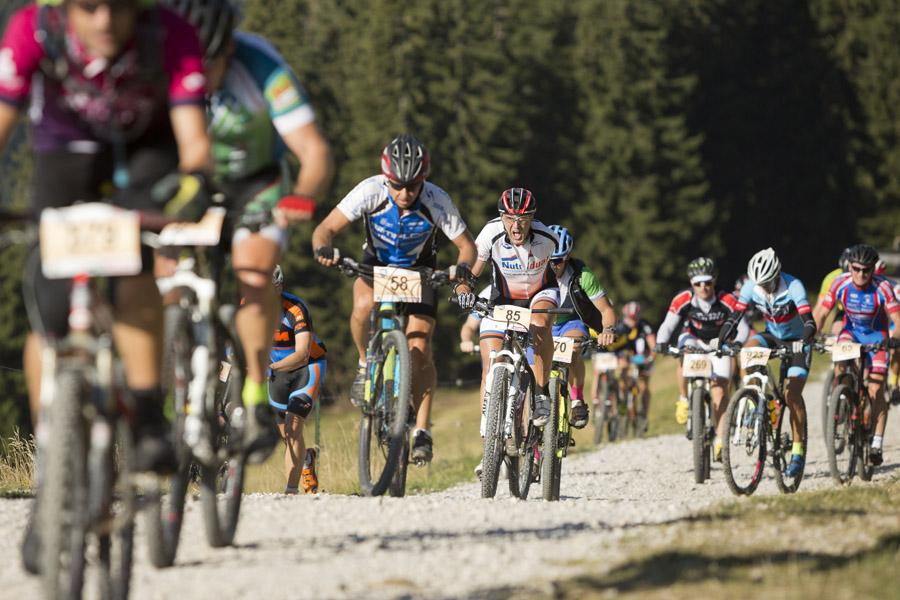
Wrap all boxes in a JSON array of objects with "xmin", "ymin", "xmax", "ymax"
[
  {"xmin": 0, "ymin": 428, "xmax": 34, "ymax": 496},
  {"xmin": 534, "ymin": 478, "xmax": 900, "ymax": 600}
]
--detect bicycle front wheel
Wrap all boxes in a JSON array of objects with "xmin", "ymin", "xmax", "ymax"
[
  {"xmin": 773, "ymin": 396, "xmax": 807, "ymax": 494},
  {"xmin": 145, "ymin": 306, "xmax": 192, "ymax": 567},
  {"xmin": 509, "ymin": 376, "xmax": 536, "ymax": 500},
  {"xmin": 481, "ymin": 366, "xmax": 509, "ymax": 499},
  {"xmin": 691, "ymin": 388, "xmax": 709, "ymax": 483},
  {"xmin": 359, "ymin": 329, "xmax": 411, "ymax": 497},
  {"xmin": 722, "ymin": 387, "xmax": 766, "ymax": 496},
  {"xmin": 825, "ymin": 383, "xmax": 855, "ymax": 485},
  {"xmin": 542, "ymin": 377, "xmax": 563, "ymax": 501},
  {"xmin": 40, "ymin": 369, "xmax": 88, "ymax": 599}
]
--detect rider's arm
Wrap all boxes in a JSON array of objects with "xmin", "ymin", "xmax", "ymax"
[
  {"xmin": 449, "ymin": 230, "xmax": 477, "ymax": 271},
  {"xmin": 459, "ymin": 315, "xmax": 480, "ymax": 352},
  {"xmin": 813, "ymin": 275, "xmax": 840, "ymax": 332},
  {"xmin": 271, "ymin": 331, "xmax": 311, "ymax": 372},
  {"xmin": 454, "ymin": 258, "xmax": 485, "ymax": 295},
  {"xmin": 655, "ymin": 311, "xmax": 682, "ymax": 346},
  {"xmin": 595, "ymin": 296, "xmax": 617, "ymax": 343},
  {"xmin": 311, "ymin": 208, "xmax": 351, "ymax": 265},
  {"xmin": 170, "ymin": 105, "xmax": 212, "ymax": 172},
  {"xmin": 787, "ymin": 277, "xmax": 817, "ymax": 343},
  {"xmin": 0, "ymin": 102, "xmax": 17, "ymax": 152},
  {"xmin": 281, "ymin": 121, "xmax": 333, "ymax": 201}
]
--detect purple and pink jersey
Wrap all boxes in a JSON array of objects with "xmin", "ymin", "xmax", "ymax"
[{"xmin": 0, "ymin": 4, "xmax": 205, "ymax": 151}]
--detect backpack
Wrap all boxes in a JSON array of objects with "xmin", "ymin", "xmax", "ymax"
[{"xmin": 567, "ymin": 258, "xmax": 605, "ymax": 332}]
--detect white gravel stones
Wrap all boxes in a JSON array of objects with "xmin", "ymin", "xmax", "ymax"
[{"xmin": 1, "ymin": 379, "xmax": 897, "ymax": 599}]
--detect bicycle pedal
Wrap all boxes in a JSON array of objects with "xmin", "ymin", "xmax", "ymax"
[{"xmin": 569, "ymin": 438, "xmax": 576, "ymax": 447}]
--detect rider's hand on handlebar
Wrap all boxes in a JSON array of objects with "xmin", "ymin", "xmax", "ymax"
[
  {"xmin": 456, "ymin": 292, "xmax": 477, "ymax": 311},
  {"xmin": 459, "ymin": 340, "xmax": 476, "ymax": 354},
  {"xmin": 314, "ymin": 245, "xmax": 338, "ymax": 267},
  {"xmin": 596, "ymin": 330, "xmax": 615, "ymax": 346}
]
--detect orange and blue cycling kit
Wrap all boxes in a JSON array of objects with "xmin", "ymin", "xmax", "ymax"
[{"xmin": 268, "ymin": 292, "xmax": 327, "ymax": 417}]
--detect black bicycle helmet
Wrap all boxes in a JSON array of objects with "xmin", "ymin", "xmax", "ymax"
[
  {"xmin": 845, "ymin": 244, "xmax": 879, "ymax": 268},
  {"xmin": 838, "ymin": 247, "xmax": 851, "ymax": 271},
  {"xmin": 380, "ymin": 134, "xmax": 431, "ymax": 187},
  {"xmin": 687, "ymin": 257, "xmax": 718, "ymax": 280},
  {"xmin": 163, "ymin": 0, "xmax": 238, "ymax": 60},
  {"xmin": 497, "ymin": 187, "xmax": 537, "ymax": 215}
]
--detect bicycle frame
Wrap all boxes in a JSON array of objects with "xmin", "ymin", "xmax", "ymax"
[{"xmin": 482, "ymin": 329, "xmax": 534, "ymax": 446}]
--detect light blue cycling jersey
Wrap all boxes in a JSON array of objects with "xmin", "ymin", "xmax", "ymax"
[
  {"xmin": 734, "ymin": 273, "xmax": 811, "ymax": 340},
  {"xmin": 336, "ymin": 175, "xmax": 467, "ymax": 267},
  {"xmin": 209, "ymin": 32, "xmax": 316, "ymax": 180}
]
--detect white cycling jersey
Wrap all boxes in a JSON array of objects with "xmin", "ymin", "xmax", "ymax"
[{"xmin": 474, "ymin": 218, "xmax": 558, "ymax": 301}]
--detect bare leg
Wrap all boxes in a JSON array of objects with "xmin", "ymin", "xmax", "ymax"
[
  {"xmin": 282, "ymin": 413, "xmax": 305, "ymax": 491},
  {"xmin": 232, "ymin": 235, "xmax": 280, "ymax": 387},
  {"xmin": 406, "ymin": 316, "xmax": 436, "ymax": 430}
]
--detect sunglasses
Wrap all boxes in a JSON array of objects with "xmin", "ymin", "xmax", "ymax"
[
  {"xmin": 551, "ymin": 258, "xmax": 567, "ymax": 266},
  {"xmin": 692, "ymin": 280, "xmax": 713, "ymax": 288},
  {"xmin": 500, "ymin": 214, "xmax": 534, "ymax": 224},
  {"xmin": 69, "ymin": 0, "xmax": 136, "ymax": 13},
  {"xmin": 850, "ymin": 264, "xmax": 873, "ymax": 274},
  {"xmin": 387, "ymin": 180, "xmax": 422, "ymax": 192}
]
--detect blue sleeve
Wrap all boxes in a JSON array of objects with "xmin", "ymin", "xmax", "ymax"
[{"xmin": 788, "ymin": 277, "xmax": 810, "ymax": 310}]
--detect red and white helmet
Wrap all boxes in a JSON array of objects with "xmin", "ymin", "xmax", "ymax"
[{"xmin": 622, "ymin": 301, "xmax": 641, "ymax": 320}]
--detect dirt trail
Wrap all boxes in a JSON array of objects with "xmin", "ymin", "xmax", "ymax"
[{"xmin": 2, "ymin": 378, "xmax": 898, "ymax": 599}]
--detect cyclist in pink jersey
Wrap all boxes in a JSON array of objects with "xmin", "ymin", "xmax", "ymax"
[{"xmin": 2, "ymin": 0, "xmax": 213, "ymax": 573}]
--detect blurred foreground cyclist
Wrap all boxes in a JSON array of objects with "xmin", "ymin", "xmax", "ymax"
[
  {"xmin": 0, "ymin": 0, "xmax": 213, "ymax": 571},
  {"xmin": 164, "ymin": 0, "xmax": 333, "ymax": 462}
]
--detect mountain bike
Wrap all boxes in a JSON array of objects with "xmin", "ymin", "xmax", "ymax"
[
  {"xmin": 617, "ymin": 354, "xmax": 649, "ymax": 438},
  {"xmin": 147, "ymin": 207, "xmax": 247, "ymax": 557},
  {"xmin": 25, "ymin": 203, "xmax": 177, "ymax": 599},
  {"xmin": 722, "ymin": 342, "xmax": 808, "ymax": 496},
  {"xmin": 328, "ymin": 250, "xmax": 457, "ymax": 497},
  {"xmin": 660, "ymin": 344, "xmax": 734, "ymax": 483},
  {"xmin": 542, "ymin": 336, "xmax": 597, "ymax": 501},
  {"xmin": 591, "ymin": 350, "xmax": 619, "ymax": 444},
  {"xmin": 815, "ymin": 337, "xmax": 899, "ymax": 485},
  {"xmin": 463, "ymin": 298, "xmax": 570, "ymax": 499}
]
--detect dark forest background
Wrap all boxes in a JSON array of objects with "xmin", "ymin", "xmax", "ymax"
[{"xmin": 2, "ymin": 0, "xmax": 899, "ymax": 436}]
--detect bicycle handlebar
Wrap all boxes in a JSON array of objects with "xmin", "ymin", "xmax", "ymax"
[
  {"xmin": 813, "ymin": 337, "xmax": 900, "ymax": 354},
  {"xmin": 449, "ymin": 295, "xmax": 575, "ymax": 317},
  {"xmin": 319, "ymin": 248, "xmax": 459, "ymax": 288}
]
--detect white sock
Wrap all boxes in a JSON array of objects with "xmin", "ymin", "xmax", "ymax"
[
  {"xmin": 872, "ymin": 435, "xmax": 883, "ymax": 450},
  {"xmin": 679, "ymin": 395, "xmax": 688, "ymax": 403}
]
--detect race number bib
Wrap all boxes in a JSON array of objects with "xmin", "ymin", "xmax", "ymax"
[
  {"xmin": 740, "ymin": 347, "xmax": 772, "ymax": 369},
  {"xmin": 40, "ymin": 203, "xmax": 141, "ymax": 278},
  {"xmin": 682, "ymin": 354, "xmax": 712, "ymax": 378},
  {"xmin": 158, "ymin": 207, "xmax": 226, "ymax": 247},
  {"xmin": 553, "ymin": 337, "xmax": 575, "ymax": 364},
  {"xmin": 593, "ymin": 352, "xmax": 618, "ymax": 372},
  {"xmin": 831, "ymin": 341, "xmax": 861, "ymax": 362},
  {"xmin": 373, "ymin": 267, "xmax": 422, "ymax": 303},
  {"xmin": 491, "ymin": 305, "xmax": 531, "ymax": 331}
]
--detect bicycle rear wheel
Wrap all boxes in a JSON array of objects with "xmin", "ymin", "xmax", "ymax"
[
  {"xmin": 542, "ymin": 377, "xmax": 563, "ymax": 501},
  {"xmin": 825, "ymin": 384, "xmax": 855, "ymax": 485},
  {"xmin": 40, "ymin": 369, "xmax": 88, "ymax": 599},
  {"xmin": 199, "ymin": 326, "xmax": 246, "ymax": 548},
  {"xmin": 773, "ymin": 397, "xmax": 807, "ymax": 494},
  {"xmin": 97, "ymin": 417, "xmax": 136, "ymax": 600},
  {"xmin": 481, "ymin": 367, "xmax": 509, "ymax": 499},
  {"xmin": 359, "ymin": 330, "xmax": 410, "ymax": 496},
  {"xmin": 145, "ymin": 306, "xmax": 191, "ymax": 567},
  {"xmin": 722, "ymin": 387, "xmax": 766, "ymax": 496},
  {"xmin": 508, "ymin": 376, "xmax": 536, "ymax": 500},
  {"xmin": 388, "ymin": 435, "xmax": 410, "ymax": 498}
]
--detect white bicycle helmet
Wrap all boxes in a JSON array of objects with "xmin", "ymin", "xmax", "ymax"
[{"xmin": 747, "ymin": 248, "xmax": 781, "ymax": 285}]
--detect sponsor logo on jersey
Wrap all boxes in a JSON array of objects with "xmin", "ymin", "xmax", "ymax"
[
  {"xmin": 0, "ymin": 48, "xmax": 24, "ymax": 89},
  {"xmin": 181, "ymin": 72, "xmax": 206, "ymax": 93},
  {"xmin": 266, "ymin": 72, "xmax": 300, "ymax": 113}
]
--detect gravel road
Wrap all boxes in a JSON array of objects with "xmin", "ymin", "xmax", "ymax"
[{"xmin": 2, "ymin": 378, "xmax": 898, "ymax": 599}]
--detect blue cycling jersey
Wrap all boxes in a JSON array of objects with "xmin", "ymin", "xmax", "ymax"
[
  {"xmin": 734, "ymin": 273, "xmax": 811, "ymax": 340},
  {"xmin": 336, "ymin": 175, "xmax": 467, "ymax": 267}
]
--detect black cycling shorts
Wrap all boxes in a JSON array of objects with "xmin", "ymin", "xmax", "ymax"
[
  {"xmin": 360, "ymin": 254, "xmax": 438, "ymax": 319},
  {"xmin": 25, "ymin": 129, "xmax": 179, "ymax": 337}
]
